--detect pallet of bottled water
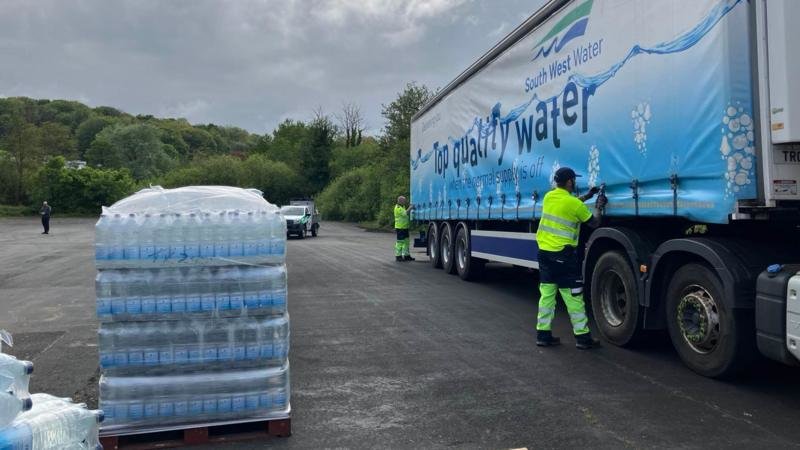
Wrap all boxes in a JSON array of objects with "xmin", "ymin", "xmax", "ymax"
[
  {"xmin": 94, "ymin": 186, "xmax": 285, "ymax": 270},
  {"xmin": 0, "ymin": 331, "xmax": 104, "ymax": 450},
  {"xmin": 94, "ymin": 186, "xmax": 291, "ymax": 436}
]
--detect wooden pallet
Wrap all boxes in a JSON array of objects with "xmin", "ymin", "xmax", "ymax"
[{"xmin": 99, "ymin": 418, "xmax": 290, "ymax": 449}]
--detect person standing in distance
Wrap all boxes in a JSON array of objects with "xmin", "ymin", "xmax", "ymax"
[
  {"xmin": 394, "ymin": 196, "xmax": 415, "ymax": 262},
  {"xmin": 535, "ymin": 167, "xmax": 607, "ymax": 349},
  {"xmin": 40, "ymin": 201, "xmax": 52, "ymax": 235}
]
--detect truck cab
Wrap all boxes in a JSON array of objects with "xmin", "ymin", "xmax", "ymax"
[{"xmin": 280, "ymin": 202, "xmax": 319, "ymax": 238}]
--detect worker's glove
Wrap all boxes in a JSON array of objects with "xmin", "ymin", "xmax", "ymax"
[{"xmin": 595, "ymin": 193, "xmax": 608, "ymax": 210}]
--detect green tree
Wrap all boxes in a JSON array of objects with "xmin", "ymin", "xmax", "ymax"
[
  {"xmin": 381, "ymin": 82, "xmax": 434, "ymax": 144},
  {"xmin": 39, "ymin": 122, "xmax": 77, "ymax": 159},
  {"xmin": 76, "ymin": 115, "xmax": 114, "ymax": 157},
  {"xmin": 86, "ymin": 123, "xmax": 176, "ymax": 180},
  {"xmin": 28, "ymin": 156, "xmax": 134, "ymax": 214},
  {"xmin": 298, "ymin": 114, "xmax": 336, "ymax": 194},
  {"xmin": 4, "ymin": 113, "xmax": 42, "ymax": 203}
]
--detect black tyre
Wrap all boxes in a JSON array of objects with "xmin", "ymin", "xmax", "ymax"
[
  {"xmin": 311, "ymin": 224, "xmax": 318, "ymax": 237},
  {"xmin": 428, "ymin": 222, "xmax": 442, "ymax": 269},
  {"xmin": 590, "ymin": 250, "xmax": 642, "ymax": 346},
  {"xmin": 299, "ymin": 226, "xmax": 307, "ymax": 239},
  {"xmin": 665, "ymin": 263, "xmax": 755, "ymax": 378},
  {"xmin": 455, "ymin": 226, "xmax": 484, "ymax": 281},
  {"xmin": 441, "ymin": 223, "xmax": 456, "ymax": 274}
]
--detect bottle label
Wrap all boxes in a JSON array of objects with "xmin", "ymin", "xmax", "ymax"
[
  {"xmin": 171, "ymin": 296, "xmax": 186, "ymax": 313},
  {"xmin": 97, "ymin": 298, "xmax": 112, "ymax": 316},
  {"xmin": 141, "ymin": 297, "xmax": 156, "ymax": 313},
  {"xmin": 203, "ymin": 399, "xmax": 217, "ymax": 414},
  {"xmin": 123, "ymin": 245, "xmax": 140, "ymax": 260},
  {"xmin": 159, "ymin": 401, "xmax": 174, "ymax": 417},
  {"xmin": 126, "ymin": 298, "xmax": 142, "ymax": 314},
  {"xmin": 156, "ymin": 296, "xmax": 172, "ymax": 313},
  {"xmin": 144, "ymin": 402, "xmax": 158, "ymax": 418},
  {"xmin": 184, "ymin": 244, "xmax": 199, "ymax": 259},
  {"xmin": 129, "ymin": 403, "xmax": 143, "ymax": 420},
  {"xmin": 217, "ymin": 397, "xmax": 232, "ymax": 413}
]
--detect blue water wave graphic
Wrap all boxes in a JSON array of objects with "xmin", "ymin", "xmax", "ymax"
[
  {"xmin": 411, "ymin": 0, "xmax": 742, "ymax": 170},
  {"xmin": 532, "ymin": 17, "xmax": 589, "ymax": 61}
]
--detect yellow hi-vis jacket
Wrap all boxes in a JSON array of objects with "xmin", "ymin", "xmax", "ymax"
[
  {"xmin": 536, "ymin": 188, "xmax": 593, "ymax": 252},
  {"xmin": 394, "ymin": 204, "xmax": 410, "ymax": 229}
]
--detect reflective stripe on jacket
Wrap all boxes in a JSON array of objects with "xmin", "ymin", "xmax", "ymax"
[
  {"xmin": 394, "ymin": 204, "xmax": 410, "ymax": 229},
  {"xmin": 536, "ymin": 188, "xmax": 592, "ymax": 252}
]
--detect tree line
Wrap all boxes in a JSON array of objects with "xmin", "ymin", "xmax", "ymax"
[{"xmin": 0, "ymin": 83, "xmax": 433, "ymax": 226}]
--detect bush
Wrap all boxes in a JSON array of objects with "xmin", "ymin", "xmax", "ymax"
[
  {"xmin": 28, "ymin": 156, "xmax": 136, "ymax": 214},
  {"xmin": 318, "ymin": 166, "xmax": 382, "ymax": 222}
]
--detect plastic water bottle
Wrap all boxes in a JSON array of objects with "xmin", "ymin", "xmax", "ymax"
[
  {"xmin": 184, "ymin": 213, "xmax": 201, "ymax": 260},
  {"xmin": 122, "ymin": 213, "xmax": 140, "ymax": 261},
  {"xmin": 227, "ymin": 212, "xmax": 244, "ymax": 258},
  {"xmin": 271, "ymin": 212, "xmax": 286, "ymax": 256},
  {"xmin": 213, "ymin": 212, "xmax": 229, "ymax": 260},
  {"xmin": 139, "ymin": 214, "xmax": 156, "ymax": 263},
  {"xmin": 257, "ymin": 211, "xmax": 271, "ymax": 256},
  {"xmin": 94, "ymin": 214, "xmax": 111, "ymax": 262},
  {"xmin": 154, "ymin": 214, "xmax": 171, "ymax": 262},
  {"xmin": 107, "ymin": 214, "xmax": 124, "ymax": 261},
  {"xmin": 20, "ymin": 400, "xmax": 103, "ymax": 450},
  {"xmin": 0, "ymin": 393, "xmax": 32, "ymax": 427},
  {"xmin": 169, "ymin": 214, "xmax": 185, "ymax": 262},
  {"xmin": 243, "ymin": 212, "xmax": 259, "ymax": 257},
  {"xmin": 0, "ymin": 421, "xmax": 33, "ymax": 450},
  {"xmin": 199, "ymin": 213, "xmax": 214, "ymax": 258},
  {"xmin": 0, "ymin": 354, "xmax": 33, "ymax": 396}
]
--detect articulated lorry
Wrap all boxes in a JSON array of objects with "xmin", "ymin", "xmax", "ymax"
[{"xmin": 410, "ymin": 0, "xmax": 800, "ymax": 377}]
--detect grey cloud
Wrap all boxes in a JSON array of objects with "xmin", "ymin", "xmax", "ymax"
[{"xmin": 0, "ymin": 0, "xmax": 544, "ymax": 134}]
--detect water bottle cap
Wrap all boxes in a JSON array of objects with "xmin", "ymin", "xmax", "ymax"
[
  {"xmin": 23, "ymin": 361, "xmax": 33, "ymax": 374},
  {"xmin": 22, "ymin": 397, "xmax": 32, "ymax": 411},
  {"xmin": 95, "ymin": 410, "xmax": 105, "ymax": 423},
  {"xmin": 767, "ymin": 264, "xmax": 783, "ymax": 274}
]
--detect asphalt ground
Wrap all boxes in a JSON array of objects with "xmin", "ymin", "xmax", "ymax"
[{"xmin": 1, "ymin": 218, "xmax": 799, "ymax": 449}]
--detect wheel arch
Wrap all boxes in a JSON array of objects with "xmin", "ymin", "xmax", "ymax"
[
  {"xmin": 584, "ymin": 227, "xmax": 657, "ymax": 305},
  {"xmin": 646, "ymin": 238, "xmax": 761, "ymax": 324}
]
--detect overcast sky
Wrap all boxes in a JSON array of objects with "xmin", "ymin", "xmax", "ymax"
[{"xmin": 0, "ymin": 0, "xmax": 545, "ymax": 135}]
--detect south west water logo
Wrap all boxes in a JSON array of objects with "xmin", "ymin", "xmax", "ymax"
[{"xmin": 531, "ymin": 0, "xmax": 593, "ymax": 61}]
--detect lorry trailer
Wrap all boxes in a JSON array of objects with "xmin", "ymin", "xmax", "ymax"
[{"xmin": 410, "ymin": 0, "xmax": 800, "ymax": 377}]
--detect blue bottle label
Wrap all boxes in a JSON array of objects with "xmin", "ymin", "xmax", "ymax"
[
  {"xmin": 246, "ymin": 344, "xmax": 260, "ymax": 360},
  {"xmin": 187, "ymin": 296, "xmax": 202, "ymax": 312},
  {"xmin": 274, "ymin": 391, "xmax": 287, "ymax": 407},
  {"xmin": 156, "ymin": 296, "xmax": 171, "ymax": 313},
  {"xmin": 170, "ymin": 244, "xmax": 185, "ymax": 261},
  {"xmin": 246, "ymin": 395, "xmax": 260, "ymax": 410},
  {"xmin": 125, "ymin": 297, "xmax": 142, "ymax": 314},
  {"xmin": 129, "ymin": 403, "xmax": 143, "ymax": 420},
  {"xmin": 159, "ymin": 350, "xmax": 173, "ymax": 365},
  {"xmin": 184, "ymin": 244, "xmax": 199, "ymax": 259},
  {"xmin": 260, "ymin": 344, "xmax": 274, "ymax": 359},
  {"xmin": 171, "ymin": 296, "xmax": 186, "ymax": 312},
  {"xmin": 141, "ymin": 245, "xmax": 156, "ymax": 261},
  {"xmin": 159, "ymin": 401, "xmax": 174, "ymax": 417},
  {"xmin": 141, "ymin": 297, "xmax": 156, "ymax": 313},
  {"xmin": 100, "ymin": 352, "xmax": 114, "ymax": 367},
  {"xmin": 244, "ymin": 292, "xmax": 259, "ymax": 308},
  {"xmin": 123, "ymin": 245, "xmax": 139, "ymax": 260},
  {"xmin": 218, "ymin": 397, "xmax": 232, "ymax": 413},
  {"xmin": 203, "ymin": 347, "xmax": 217, "ymax": 362},
  {"xmin": 259, "ymin": 291, "xmax": 272, "ymax": 308},
  {"xmin": 188, "ymin": 346, "xmax": 202, "ymax": 363},
  {"xmin": 97, "ymin": 298, "xmax": 111, "ymax": 316},
  {"xmin": 201, "ymin": 294, "xmax": 215, "ymax": 311},
  {"xmin": 200, "ymin": 244, "xmax": 215, "ymax": 258},
  {"xmin": 230, "ymin": 293, "xmax": 243, "ymax": 310},
  {"xmin": 174, "ymin": 401, "xmax": 188, "ymax": 416},
  {"xmin": 260, "ymin": 393, "xmax": 272, "ymax": 408},
  {"xmin": 232, "ymin": 396, "xmax": 246, "ymax": 412},
  {"xmin": 203, "ymin": 399, "xmax": 217, "ymax": 414},
  {"xmin": 111, "ymin": 298, "xmax": 126, "ymax": 315},
  {"xmin": 128, "ymin": 350, "xmax": 143, "ymax": 366},
  {"xmin": 144, "ymin": 350, "xmax": 159, "ymax": 365},
  {"xmin": 233, "ymin": 345, "xmax": 245, "ymax": 360},
  {"xmin": 114, "ymin": 403, "xmax": 127, "ymax": 420},
  {"xmin": 174, "ymin": 348, "xmax": 188, "ymax": 364},
  {"xmin": 144, "ymin": 402, "xmax": 158, "ymax": 418},
  {"xmin": 189, "ymin": 400, "xmax": 203, "ymax": 415},
  {"xmin": 218, "ymin": 346, "xmax": 232, "ymax": 361},
  {"xmin": 214, "ymin": 243, "xmax": 229, "ymax": 258},
  {"xmin": 216, "ymin": 293, "xmax": 230, "ymax": 310},
  {"xmin": 113, "ymin": 352, "xmax": 128, "ymax": 367}
]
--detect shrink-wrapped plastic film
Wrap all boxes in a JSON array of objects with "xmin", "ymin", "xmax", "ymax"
[{"xmin": 94, "ymin": 186, "xmax": 290, "ymax": 436}]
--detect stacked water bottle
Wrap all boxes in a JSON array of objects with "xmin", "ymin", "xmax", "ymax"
[
  {"xmin": 94, "ymin": 186, "xmax": 290, "ymax": 435},
  {"xmin": 0, "ymin": 331, "xmax": 103, "ymax": 450}
]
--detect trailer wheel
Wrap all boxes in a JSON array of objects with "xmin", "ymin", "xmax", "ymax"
[
  {"xmin": 665, "ymin": 263, "xmax": 754, "ymax": 378},
  {"xmin": 455, "ymin": 226, "xmax": 484, "ymax": 281},
  {"xmin": 428, "ymin": 222, "xmax": 442, "ymax": 269},
  {"xmin": 590, "ymin": 250, "xmax": 642, "ymax": 346},
  {"xmin": 441, "ymin": 223, "xmax": 456, "ymax": 274}
]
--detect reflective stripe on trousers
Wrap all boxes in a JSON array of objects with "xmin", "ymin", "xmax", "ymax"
[{"xmin": 536, "ymin": 283, "xmax": 591, "ymax": 335}]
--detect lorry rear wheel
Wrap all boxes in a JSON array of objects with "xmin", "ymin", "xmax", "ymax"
[
  {"xmin": 455, "ymin": 226, "xmax": 484, "ymax": 281},
  {"xmin": 428, "ymin": 222, "xmax": 442, "ymax": 269},
  {"xmin": 665, "ymin": 263, "xmax": 754, "ymax": 378},
  {"xmin": 590, "ymin": 250, "xmax": 642, "ymax": 346},
  {"xmin": 441, "ymin": 223, "xmax": 456, "ymax": 274}
]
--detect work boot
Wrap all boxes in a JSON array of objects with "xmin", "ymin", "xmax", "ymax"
[
  {"xmin": 575, "ymin": 333, "xmax": 601, "ymax": 350},
  {"xmin": 403, "ymin": 255, "xmax": 415, "ymax": 261},
  {"xmin": 396, "ymin": 256, "xmax": 403, "ymax": 262},
  {"xmin": 536, "ymin": 330, "xmax": 561, "ymax": 347}
]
